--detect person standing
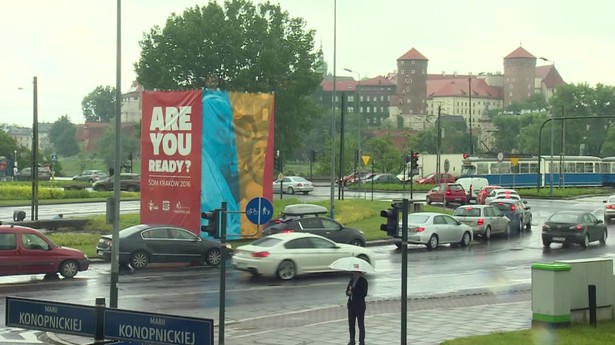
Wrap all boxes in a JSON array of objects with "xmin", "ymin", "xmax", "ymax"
[{"xmin": 346, "ymin": 271, "xmax": 368, "ymax": 345}]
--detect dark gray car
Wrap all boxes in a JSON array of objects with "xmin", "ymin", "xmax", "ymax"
[{"xmin": 263, "ymin": 216, "xmax": 366, "ymax": 246}]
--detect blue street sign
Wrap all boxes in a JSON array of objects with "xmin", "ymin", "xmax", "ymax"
[
  {"xmin": 245, "ymin": 197, "xmax": 273, "ymax": 225},
  {"xmin": 51, "ymin": 153, "xmax": 58, "ymax": 162},
  {"xmin": 5, "ymin": 297, "xmax": 96, "ymax": 337},
  {"xmin": 104, "ymin": 309, "xmax": 214, "ymax": 345}
]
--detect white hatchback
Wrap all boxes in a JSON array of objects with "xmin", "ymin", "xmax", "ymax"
[
  {"xmin": 484, "ymin": 189, "xmax": 520, "ymax": 204},
  {"xmin": 232, "ymin": 232, "xmax": 374, "ymax": 280}
]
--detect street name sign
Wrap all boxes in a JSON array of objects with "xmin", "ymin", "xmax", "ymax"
[
  {"xmin": 104, "ymin": 308, "xmax": 213, "ymax": 345},
  {"xmin": 5, "ymin": 297, "xmax": 96, "ymax": 337}
]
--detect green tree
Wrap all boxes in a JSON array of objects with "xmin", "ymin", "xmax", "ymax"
[
  {"xmin": 364, "ymin": 134, "xmax": 401, "ymax": 173},
  {"xmin": 96, "ymin": 125, "xmax": 140, "ymax": 170},
  {"xmin": 134, "ymin": 0, "xmax": 322, "ymax": 157},
  {"xmin": 49, "ymin": 115, "xmax": 79, "ymax": 157},
  {"xmin": 82, "ymin": 85, "xmax": 116, "ymax": 122}
]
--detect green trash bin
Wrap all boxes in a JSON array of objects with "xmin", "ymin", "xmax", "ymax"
[{"xmin": 531, "ymin": 263, "xmax": 572, "ymax": 328}]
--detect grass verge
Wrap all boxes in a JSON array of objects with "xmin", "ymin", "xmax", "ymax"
[{"xmin": 441, "ymin": 320, "xmax": 615, "ymax": 345}]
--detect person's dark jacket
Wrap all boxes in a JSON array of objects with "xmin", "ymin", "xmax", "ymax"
[{"xmin": 346, "ymin": 276, "xmax": 368, "ymax": 311}]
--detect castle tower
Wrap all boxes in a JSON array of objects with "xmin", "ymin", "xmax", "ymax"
[
  {"xmin": 503, "ymin": 47, "xmax": 536, "ymax": 107},
  {"xmin": 396, "ymin": 48, "xmax": 428, "ymax": 115}
]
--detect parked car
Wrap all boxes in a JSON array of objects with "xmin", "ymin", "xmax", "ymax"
[
  {"xmin": 72, "ymin": 169, "xmax": 107, "ymax": 183},
  {"xmin": 476, "ymin": 185, "xmax": 503, "ymax": 205},
  {"xmin": 455, "ymin": 177, "xmax": 489, "ymax": 203},
  {"xmin": 453, "ymin": 205, "xmax": 511, "ymax": 240},
  {"xmin": 92, "ymin": 173, "xmax": 141, "ymax": 192},
  {"xmin": 426, "ymin": 183, "xmax": 467, "ymax": 205},
  {"xmin": 232, "ymin": 232, "xmax": 374, "ymax": 280},
  {"xmin": 14, "ymin": 167, "xmax": 51, "ymax": 181},
  {"xmin": 273, "ymin": 176, "xmax": 314, "ymax": 195},
  {"xmin": 362, "ymin": 173, "xmax": 401, "ymax": 184},
  {"xmin": 489, "ymin": 199, "xmax": 532, "ymax": 233},
  {"xmin": 484, "ymin": 189, "xmax": 520, "ymax": 204},
  {"xmin": 415, "ymin": 173, "xmax": 456, "ymax": 184},
  {"xmin": 262, "ymin": 210, "xmax": 366, "ymax": 246},
  {"xmin": 0, "ymin": 225, "xmax": 89, "ymax": 278},
  {"xmin": 541, "ymin": 211, "xmax": 607, "ymax": 248},
  {"xmin": 602, "ymin": 195, "xmax": 615, "ymax": 223},
  {"xmin": 96, "ymin": 224, "xmax": 229, "ymax": 269},
  {"xmin": 398, "ymin": 212, "xmax": 473, "ymax": 250}
]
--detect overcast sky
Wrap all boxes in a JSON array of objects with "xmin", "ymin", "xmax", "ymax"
[{"xmin": 1, "ymin": 0, "xmax": 613, "ymax": 127}]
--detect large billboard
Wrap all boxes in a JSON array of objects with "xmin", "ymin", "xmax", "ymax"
[{"xmin": 141, "ymin": 90, "xmax": 274, "ymax": 239}]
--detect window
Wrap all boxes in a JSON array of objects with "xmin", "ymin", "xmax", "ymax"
[
  {"xmin": 309, "ymin": 237, "xmax": 336, "ymax": 249},
  {"xmin": 0, "ymin": 233, "xmax": 17, "ymax": 250},
  {"xmin": 285, "ymin": 238, "xmax": 313, "ymax": 249},
  {"xmin": 299, "ymin": 218, "xmax": 324, "ymax": 229},
  {"xmin": 21, "ymin": 233, "xmax": 49, "ymax": 250}
]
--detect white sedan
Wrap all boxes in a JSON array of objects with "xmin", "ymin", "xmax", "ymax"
[
  {"xmin": 397, "ymin": 212, "xmax": 473, "ymax": 250},
  {"xmin": 273, "ymin": 176, "xmax": 314, "ymax": 195},
  {"xmin": 232, "ymin": 232, "xmax": 374, "ymax": 280}
]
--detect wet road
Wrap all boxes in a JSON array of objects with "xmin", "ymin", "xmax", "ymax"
[{"xmin": 1, "ymin": 194, "xmax": 613, "ymax": 327}]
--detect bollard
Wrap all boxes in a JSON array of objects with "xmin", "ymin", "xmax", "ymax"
[
  {"xmin": 94, "ymin": 297, "xmax": 106, "ymax": 343},
  {"xmin": 588, "ymin": 284, "xmax": 597, "ymax": 327}
]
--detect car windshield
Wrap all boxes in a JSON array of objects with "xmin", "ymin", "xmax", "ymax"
[
  {"xmin": 492, "ymin": 202, "xmax": 514, "ymax": 211},
  {"xmin": 449, "ymin": 184, "xmax": 464, "ymax": 191},
  {"xmin": 454, "ymin": 207, "xmax": 481, "ymax": 217},
  {"xmin": 608, "ymin": 196, "xmax": 615, "ymax": 203},
  {"xmin": 548, "ymin": 213, "xmax": 579, "ymax": 223},
  {"xmin": 292, "ymin": 177, "xmax": 309, "ymax": 183},
  {"xmin": 407, "ymin": 214, "xmax": 430, "ymax": 223},
  {"xmin": 423, "ymin": 174, "xmax": 435, "ymax": 179},
  {"xmin": 251, "ymin": 237, "xmax": 283, "ymax": 247}
]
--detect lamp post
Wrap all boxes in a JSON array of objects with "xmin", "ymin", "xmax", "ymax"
[
  {"xmin": 540, "ymin": 57, "xmax": 555, "ymax": 196},
  {"xmin": 468, "ymin": 75, "xmax": 473, "ymax": 156},
  {"xmin": 329, "ymin": 0, "xmax": 337, "ymax": 219},
  {"xmin": 31, "ymin": 76, "xmax": 39, "ymax": 220}
]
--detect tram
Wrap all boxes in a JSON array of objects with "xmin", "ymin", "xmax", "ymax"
[{"xmin": 460, "ymin": 155, "xmax": 608, "ymax": 188}]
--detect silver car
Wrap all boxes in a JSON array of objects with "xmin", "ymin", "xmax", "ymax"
[
  {"xmin": 72, "ymin": 169, "xmax": 108, "ymax": 183},
  {"xmin": 603, "ymin": 195, "xmax": 615, "ymax": 223},
  {"xmin": 397, "ymin": 212, "xmax": 473, "ymax": 250},
  {"xmin": 273, "ymin": 176, "xmax": 314, "ymax": 195},
  {"xmin": 453, "ymin": 205, "xmax": 510, "ymax": 240}
]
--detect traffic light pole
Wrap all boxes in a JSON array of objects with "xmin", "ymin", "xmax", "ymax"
[
  {"xmin": 401, "ymin": 198, "xmax": 408, "ymax": 344},
  {"xmin": 219, "ymin": 202, "xmax": 227, "ymax": 345}
]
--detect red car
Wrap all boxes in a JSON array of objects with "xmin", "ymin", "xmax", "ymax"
[
  {"xmin": 476, "ymin": 185, "xmax": 503, "ymax": 205},
  {"xmin": 426, "ymin": 183, "xmax": 468, "ymax": 205},
  {"xmin": 0, "ymin": 226, "xmax": 89, "ymax": 278},
  {"xmin": 416, "ymin": 173, "xmax": 456, "ymax": 184}
]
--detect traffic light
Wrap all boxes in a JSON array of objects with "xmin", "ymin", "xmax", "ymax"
[
  {"xmin": 410, "ymin": 151, "xmax": 419, "ymax": 175},
  {"xmin": 311, "ymin": 150, "xmax": 317, "ymax": 162},
  {"xmin": 201, "ymin": 210, "xmax": 220, "ymax": 238},
  {"xmin": 380, "ymin": 205, "xmax": 400, "ymax": 237},
  {"xmin": 463, "ymin": 153, "xmax": 469, "ymax": 159}
]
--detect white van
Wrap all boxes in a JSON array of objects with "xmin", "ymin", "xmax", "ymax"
[{"xmin": 455, "ymin": 177, "xmax": 489, "ymax": 203}]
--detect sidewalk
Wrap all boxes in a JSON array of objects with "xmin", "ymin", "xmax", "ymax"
[{"xmin": 44, "ymin": 289, "xmax": 532, "ymax": 345}]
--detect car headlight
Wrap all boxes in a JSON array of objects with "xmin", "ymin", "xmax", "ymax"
[{"xmin": 225, "ymin": 243, "xmax": 233, "ymax": 250}]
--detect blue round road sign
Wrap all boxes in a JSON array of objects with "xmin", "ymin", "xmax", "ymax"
[{"xmin": 245, "ymin": 197, "xmax": 273, "ymax": 225}]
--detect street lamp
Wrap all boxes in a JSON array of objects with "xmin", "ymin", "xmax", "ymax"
[
  {"xmin": 343, "ymin": 68, "xmax": 361, "ymax": 160},
  {"xmin": 468, "ymin": 74, "xmax": 473, "ymax": 156},
  {"xmin": 540, "ymin": 57, "xmax": 555, "ymax": 196},
  {"xmin": 329, "ymin": 0, "xmax": 337, "ymax": 219}
]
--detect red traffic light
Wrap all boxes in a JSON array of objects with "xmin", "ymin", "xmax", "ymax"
[{"xmin": 463, "ymin": 153, "xmax": 469, "ymax": 159}]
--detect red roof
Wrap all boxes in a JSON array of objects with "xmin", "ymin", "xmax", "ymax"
[
  {"xmin": 426, "ymin": 76, "xmax": 502, "ymax": 99},
  {"xmin": 536, "ymin": 65, "xmax": 566, "ymax": 88},
  {"xmin": 398, "ymin": 48, "xmax": 428, "ymax": 61},
  {"xmin": 357, "ymin": 75, "xmax": 395, "ymax": 87},
  {"xmin": 321, "ymin": 79, "xmax": 357, "ymax": 92},
  {"xmin": 504, "ymin": 47, "xmax": 536, "ymax": 59}
]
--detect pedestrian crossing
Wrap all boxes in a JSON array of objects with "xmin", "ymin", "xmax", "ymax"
[{"xmin": 0, "ymin": 328, "xmax": 43, "ymax": 344}]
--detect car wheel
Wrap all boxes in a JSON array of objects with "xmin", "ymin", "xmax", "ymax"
[
  {"xmin": 287, "ymin": 187, "xmax": 295, "ymax": 195},
  {"xmin": 542, "ymin": 238, "xmax": 551, "ymax": 248},
  {"xmin": 518, "ymin": 221, "xmax": 523, "ymax": 233},
  {"xmin": 505, "ymin": 223, "xmax": 511, "ymax": 236},
  {"xmin": 357, "ymin": 254, "xmax": 370, "ymax": 263},
  {"xmin": 130, "ymin": 251, "xmax": 150, "ymax": 270},
  {"xmin": 426, "ymin": 196, "xmax": 432, "ymax": 205},
  {"xmin": 88, "ymin": 178, "xmax": 94, "ymax": 183},
  {"xmin": 600, "ymin": 230, "xmax": 608, "ymax": 245},
  {"xmin": 483, "ymin": 226, "xmax": 492, "ymax": 240},
  {"xmin": 59, "ymin": 260, "xmax": 79, "ymax": 278},
  {"xmin": 426, "ymin": 235, "xmax": 439, "ymax": 250},
  {"xmin": 277, "ymin": 260, "xmax": 296, "ymax": 280},
  {"xmin": 526, "ymin": 216, "xmax": 532, "ymax": 230},
  {"xmin": 605, "ymin": 217, "xmax": 610, "ymax": 225},
  {"xmin": 460, "ymin": 231, "xmax": 471, "ymax": 247},
  {"xmin": 350, "ymin": 238, "xmax": 365, "ymax": 247},
  {"xmin": 581, "ymin": 233, "xmax": 590, "ymax": 248},
  {"xmin": 206, "ymin": 248, "xmax": 222, "ymax": 266}
]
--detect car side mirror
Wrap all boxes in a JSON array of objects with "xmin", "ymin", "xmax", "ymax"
[
  {"xmin": 597, "ymin": 219, "xmax": 603, "ymax": 224},
  {"xmin": 525, "ymin": 206, "xmax": 531, "ymax": 210},
  {"xmin": 603, "ymin": 200, "xmax": 607, "ymax": 203}
]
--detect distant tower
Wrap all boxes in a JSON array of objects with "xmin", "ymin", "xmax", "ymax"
[
  {"xmin": 315, "ymin": 44, "xmax": 328, "ymax": 77},
  {"xmin": 396, "ymin": 48, "xmax": 428, "ymax": 115},
  {"xmin": 503, "ymin": 47, "xmax": 536, "ymax": 107}
]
